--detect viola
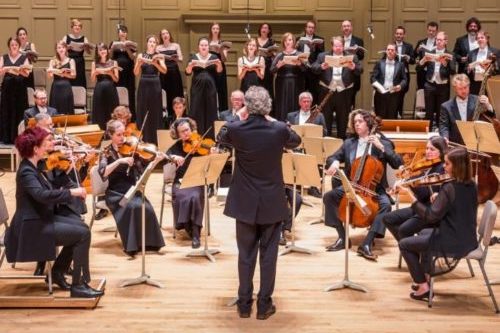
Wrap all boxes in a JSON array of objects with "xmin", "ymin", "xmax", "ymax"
[{"xmin": 182, "ymin": 132, "xmax": 216, "ymax": 156}]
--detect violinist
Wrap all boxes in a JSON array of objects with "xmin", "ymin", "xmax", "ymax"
[
  {"xmin": 111, "ymin": 105, "xmax": 138, "ymax": 137},
  {"xmin": 323, "ymin": 109, "xmax": 402, "ymax": 260},
  {"xmin": 166, "ymin": 97, "xmax": 188, "ymax": 128},
  {"xmin": 383, "ymin": 136, "xmax": 448, "ymax": 242},
  {"xmin": 396, "ymin": 148, "xmax": 478, "ymax": 301},
  {"xmin": 98, "ymin": 119, "xmax": 165, "ymax": 256}
]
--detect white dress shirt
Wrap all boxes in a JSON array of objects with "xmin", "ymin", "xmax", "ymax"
[
  {"xmin": 468, "ymin": 33, "xmax": 479, "ymax": 52},
  {"xmin": 383, "ymin": 60, "xmax": 395, "ymax": 89},
  {"xmin": 432, "ymin": 48, "xmax": 447, "ymax": 84},
  {"xmin": 474, "ymin": 47, "xmax": 488, "ymax": 81},
  {"xmin": 299, "ymin": 110, "xmax": 310, "ymax": 125},
  {"xmin": 456, "ymin": 97, "xmax": 468, "ymax": 121},
  {"xmin": 344, "ymin": 34, "xmax": 352, "ymax": 49},
  {"xmin": 355, "ymin": 137, "xmax": 372, "ymax": 158}
]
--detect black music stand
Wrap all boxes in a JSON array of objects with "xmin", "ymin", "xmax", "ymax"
[{"xmin": 325, "ymin": 169, "xmax": 369, "ymax": 293}]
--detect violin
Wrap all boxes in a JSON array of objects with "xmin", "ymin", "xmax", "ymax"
[
  {"xmin": 125, "ymin": 123, "xmax": 141, "ymax": 138},
  {"xmin": 399, "ymin": 172, "xmax": 453, "ymax": 187},
  {"xmin": 119, "ymin": 136, "xmax": 159, "ymax": 161},
  {"xmin": 46, "ymin": 151, "xmax": 73, "ymax": 172},
  {"xmin": 398, "ymin": 157, "xmax": 442, "ymax": 179},
  {"xmin": 182, "ymin": 132, "xmax": 216, "ymax": 156}
]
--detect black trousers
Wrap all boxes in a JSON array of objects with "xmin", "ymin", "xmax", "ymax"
[
  {"xmin": 399, "ymin": 229, "xmax": 433, "ymax": 284},
  {"xmin": 52, "ymin": 214, "xmax": 91, "ymax": 284},
  {"xmin": 374, "ymin": 91, "xmax": 401, "ymax": 119},
  {"xmin": 424, "ymin": 82, "xmax": 450, "ymax": 130},
  {"xmin": 236, "ymin": 220, "xmax": 281, "ymax": 313},
  {"xmin": 320, "ymin": 87, "xmax": 353, "ymax": 138},
  {"xmin": 383, "ymin": 207, "xmax": 431, "ymax": 241},
  {"xmin": 282, "ymin": 188, "xmax": 302, "ymax": 232}
]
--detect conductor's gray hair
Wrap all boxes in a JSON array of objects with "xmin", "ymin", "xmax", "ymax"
[{"xmin": 244, "ymin": 86, "xmax": 272, "ymax": 115}]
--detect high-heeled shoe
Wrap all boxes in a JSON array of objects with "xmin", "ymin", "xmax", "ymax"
[
  {"xmin": 410, "ymin": 290, "xmax": 431, "ymax": 301},
  {"xmin": 46, "ymin": 271, "xmax": 71, "ymax": 290}
]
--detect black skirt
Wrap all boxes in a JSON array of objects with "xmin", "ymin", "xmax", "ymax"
[{"xmin": 172, "ymin": 184, "xmax": 204, "ymax": 230}]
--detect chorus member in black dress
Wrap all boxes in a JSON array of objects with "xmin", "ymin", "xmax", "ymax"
[
  {"xmin": 238, "ymin": 38, "xmax": 264, "ymax": 92},
  {"xmin": 370, "ymin": 43, "xmax": 407, "ymax": 119},
  {"xmin": 17, "ymin": 27, "xmax": 37, "ymax": 89},
  {"xmin": 157, "ymin": 29, "xmax": 184, "ymax": 117},
  {"xmin": 341, "ymin": 20, "xmax": 365, "ymax": 108},
  {"xmin": 257, "ymin": 23, "xmax": 276, "ymax": 100},
  {"xmin": 393, "ymin": 26, "xmax": 415, "ymax": 118},
  {"xmin": 466, "ymin": 30, "xmax": 500, "ymax": 95},
  {"xmin": 0, "ymin": 37, "xmax": 30, "ymax": 144},
  {"xmin": 312, "ymin": 36, "xmax": 362, "ymax": 138},
  {"xmin": 110, "ymin": 25, "xmax": 137, "ymax": 119},
  {"xmin": 166, "ymin": 97, "xmax": 188, "ymax": 128},
  {"xmin": 98, "ymin": 120, "xmax": 166, "ymax": 256},
  {"xmin": 63, "ymin": 19, "xmax": 90, "ymax": 88},
  {"xmin": 208, "ymin": 22, "xmax": 229, "ymax": 112},
  {"xmin": 453, "ymin": 17, "xmax": 481, "ymax": 74},
  {"xmin": 47, "ymin": 41, "xmax": 76, "ymax": 115},
  {"xmin": 383, "ymin": 136, "xmax": 447, "ymax": 242},
  {"xmin": 323, "ymin": 110, "xmax": 402, "ymax": 260},
  {"xmin": 418, "ymin": 31, "xmax": 456, "ymax": 130},
  {"xmin": 91, "ymin": 43, "xmax": 119, "ymax": 130},
  {"xmin": 5, "ymin": 127, "xmax": 103, "ymax": 298},
  {"xmin": 397, "ymin": 148, "xmax": 478, "ymax": 301},
  {"xmin": 186, "ymin": 37, "xmax": 222, "ymax": 139},
  {"xmin": 270, "ymin": 32, "xmax": 306, "ymax": 122},
  {"xmin": 414, "ymin": 22, "xmax": 439, "ymax": 90},
  {"xmin": 134, "ymin": 35, "xmax": 167, "ymax": 145}
]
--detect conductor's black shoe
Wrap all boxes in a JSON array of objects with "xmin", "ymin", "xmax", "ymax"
[
  {"xmin": 307, "ymin": 187, "xmax": 322, "ymax": 198},
  {"xmin": 237, "ymin": 307, "xmax": 251, "ymax": 318},
  {"xmin": 192, "ymin": 237, "xmax": 201, "ymax": 249},
  {"xmin": 47, "ymin": 272, "xmax": 71, "ymax": 290},
  {"xmin": 70, "ymin": 284, "xmax": 104, "ymax": 298},
  {"xmin": 279, "ymin": 235, "xmax": 287, "ymax": 246},
  {"xmin": 256, "ymin": 304, "xmax": 276, "ymax": 320},
  {"xmin": 94, "ymin": 209, "xmax": 108, "ymax": 220},
  {"xmin": 34, "ymin": 262, "xmax": 46, "ymax": 276},
  {"xmin": 357, "ymin": 244, "xmax": 378, "ymax": 261},
  {"xmin": 325, "ymin": 238, "xmax": 351, "ymax": 252}
]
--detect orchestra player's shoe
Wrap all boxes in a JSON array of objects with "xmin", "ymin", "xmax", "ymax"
[
  {"xmin": 46, "ymin": 271, "xmax": 71, "ymax": 290},
  {"xmin": 410, "ymin": 290, "xmax": 431, "ymax": 301},
  {"xmin": 256, "ymin": 304, "xmax": 276, "ymax": 320},
  {"xmin": 192, "ymin": 237, "xmax": 201, "ymax": 249},
  {"xmin": 237, "ymin": 307, "xmax": 251, "ymax": 318},
  {"xmin": 34, "ymin": 262, "xmax": 46, "ymax": 276},
  {"xmin": 325, "ymin": 238, "xmax": 351, "ymax": 252},
  {"xmin": 94, "ymin": 209, "xmax": 108, "ymax": 220},
  {"xmin": 357, "ymin": 244, "xmax": 378, "ymax": 261},
  {"xmin": 70, "ymin": 284, "xmax": 105, "ymax": 298},
  {"xmin": 307, "ymin": 187, "xmax": 322, "ymax": 198},
  {"xmin": 279, "ymin": 233, "xmax": 287, "ymax": 246}
]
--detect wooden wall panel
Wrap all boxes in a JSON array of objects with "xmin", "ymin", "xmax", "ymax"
[
  {"xmin": 317, "ymin": 0, "xmax": 353, "ymax": 11},
  {"xmin": 32, "ymin": 17, "xmax": 56, "ymax": 57},
  {"xmin": 273, "ymin": 0, "xmax": 306, "ymax": 11},
  {"xmin": 229, "ymin": 0, "xmax": 265, "ymax": 11},
  {"xmin": 401, "ymin": 0, "xmax": 428, "ymax": 11},
  {"xmin": 141, "ymin": 0, "xmax": 179, "ymax": 10},
  {"xmin": 476, "ymin": 0, "xmax": 500, "ymax": 12},
  {"xmin": 189, "ymin": 0, "xmax": 222, "ymax": 11},
  {"xmin": 32, "ymin": 0, "xmax": 56, "ymax": 8},
  {"xmin": 438, "ymin": 0, "xmax": 465, "ymax": 12},
  {"xmin": 0, "ymin": 18, "xmax": 20, "ymax": 45},
  {"xmin": 0, "ymin": 0, "xmax": 20, "ymax": 8},
  {"xmin": 67, "ymin": 0, "xmax": 93, "ymax": 9}
]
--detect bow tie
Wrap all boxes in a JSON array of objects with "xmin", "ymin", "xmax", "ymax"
[{"xmin": 386, "ymin": 60, "xmax": 395, "ymax": 65}]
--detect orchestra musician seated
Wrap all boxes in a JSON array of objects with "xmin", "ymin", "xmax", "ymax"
[
  {"xmin": 5, "ymin": 127, "xmax": 103, "ymax": 298},
  {"xmin": 396, "ymin": 148, "xmax": 478, "ymax": 301},
  {"xmin": 219, "ymin": 90, "xmax": 245, "ymax": 122},
  {"xmin": 323, "ymin": 109, "xmax": 403, "ymax": 260},
  {"xmin": 23, "ymin": 88, "xmax": 58, "ymax": 124},
  {"xmin": 286, "ymin": 91, "xmax": 327, "ymax": 136}
]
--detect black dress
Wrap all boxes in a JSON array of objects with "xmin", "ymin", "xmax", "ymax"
[
  {"xmin": 92, "ymin": 60, "xmax": 119, "ymax": 130},
  {"xmin": 136, "ymin": 53, "xmax": 163, "ymax": 144},
  {"xmin": 0, "ymin": 54, "xmax": 28, "ymax": 144},
  {"xmin": 239, "ymin": 56, "xmax": 263, "ymax": 92},
  {"xmin": 258, "ymin": 38, "xmax": 275, "ymax": 99},
  {"xmin": 209, "ymin": 41, "xmax": 228, "ymax": 111},
  {"xmin": 111, "ymin": 42, "xmax": 136, "ymax": 118},
  {"xmin": 20, "ymin": 42, "xmax": 35, "ymax": 89},
  {"xmin": 98, "ymin": 145, "xmax": 165, "ymax": 254},
  {"xmin": 65, "ymin": 34, "xmax": 87, "ymax": 88},
  {"xmin": 159, "ymin": 48, "xmax": 184, "ymax": 115},
  {"xmin": 187, "ymin": 54, "xmax": 219, "ymax": 139},
  {"xmin": 49, "ymin": 61, "xmax": 75, "ymax": 115},
  {"xmin": 270, "ymin": 51, "xmax": 306, "ymax": 121}
]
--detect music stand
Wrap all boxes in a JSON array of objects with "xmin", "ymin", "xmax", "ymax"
[
  {"xmin": 119, "ymin": 160, "xmax": 163, "ymax": 288},
  {"xmin": 325, "ymin": 169, "xmax": 369, "ymax": 293},
  {"xmin": 280, "ymin": 153, "xmax": 321, "ymax": 256},
  {"xmin": 180, "ymin": 152, "xmax": 229, "ymax": 262}
]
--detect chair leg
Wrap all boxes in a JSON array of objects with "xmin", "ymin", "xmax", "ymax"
[
  {"xmin": 47, "ymin": 261, "xmax": 53, "ymax": 295},
  {"xmin": 479, "ymin": 261, "xmax": 500, "ymax": 313},
  {"xmin": 466, "ymin": 258, "xmax": 475, "ymax": 277},
  {"xmin": 89, "ymin": 201, "xmax": 96, "ymax": 230},
  {"xmin": 159, "ymin": 182, "xmax": 166, "ymax": 228},
  {"xmin": 0, "ymin": 250, "xmax": 5, "ymax": 269},
  {"xmin": 428, "ymin": 277, "xmax": 434, "ymax": 308}
]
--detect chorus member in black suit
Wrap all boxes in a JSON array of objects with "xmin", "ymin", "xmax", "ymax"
[
  {"xmin": 311, "ymin": 36, "xmax": 362, "ymax": 138},
  {"xmin": 134, "ymin": 35, "xmax": 167, "ymax": 145},
  {"xmin": 218, "ymin": 86, "xmax": 301, "ymax": 320},
  {"xmin": 439, "ymin": 74, "xmax": 495, "ymax": 144},
  {"xmin": 414, "ymin": 22, "xmax": 439, "ymax": 90},
  {"xmin": 397, "ymin": 148, "xmax": 478, "ymax": 301},
  {"xmin": 166, "ymin": 97, "xmax": 188, "ymax": 128},
  {"xmin": 17, "ymin": 27, "xmax": 37, "ymax": 89},
  {"xmin": 270, "ymin": 33, "xmax": 306, "ymax": 122},
  {"xmin": 393, "ymin": 26, "xmax": 415, "ymax": 118},
  {"xmin": 24, "ymin": 88, "xmax": 58, "ymax": 123},
  {"xmin": 0, "ymin": 37, "xmax": 30, "ymax": 144},
  {"xmin": 219, "ymin": 90, "xmax": 245, "ymax": 122},
  {"xmin": 63, "ymin": 19, "xmax": 89, "ymax": 88},
  {"xmin": 48, "ymin": 41, "xmax": 75, "ymax": 115},
  {"xmin": 371, "ymin": 43, "xmax": 407, "ymax": 119},
  {"xmin": 158, "ymin": 29, "xmax": 184, "ymax": 117},
  {"xmin": 91, "ymin": 43, "xmax": 119, "ymax": 130},
  {"xmin": 186, "ymin": 37, "xmax": 223, "ymax": 139},
  {"xmin": 5, "ymin": 127, "xmax": 103, "ymax": 298},
  {"xmin": 98, "ymin": 120, "xmax": 166, "ymax": 256},
  {"xmin": 418, "ymin": 31, "xmax": 456, "ymax": 130},
  {"xmin": 110, "ymin": 25, "xmax": 137, "ymax": 119},
  {"xmin": 208, "ymin": 22, "xmax": 229, "ymax": 112},
  {"xmin": 383, "ymin": 136, "xmax": 447, "ymax": 242},
  {"xmin": 257, "ymin": 23, "xmax": 276, "ymax": 100},
  {"xmin": 466, "ymin": 30, "xmax": 500, "ymax": 95},
  {"xmin": 323, "ymin": 110, "xmax": 402, "ymax": 260},
  {"xmin": 341, "ymin": 20, "xmax": 364, "ymax": 108},
  {"xmin": 296, "ymin": 20, "xmax": 324, "ymax": 104},
  {"xmin": 238, "ymin": 38, "xmax": 265, "ymax": 92},
  {"xmin": 286, "ymin": 91, "xmax": 327, "ymax": 136},
  {"xmin": 453, "ymin": 17, "xmax": 481, "ymax": 74}
]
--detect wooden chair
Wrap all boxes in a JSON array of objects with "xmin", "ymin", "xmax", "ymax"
[
  {"xmin": 116, "ymin": 87, "xmax": 129, "ymax": 107},
  {"xmin": 88, "ymin": 166, "xmax": 116, "ymax": 238},
  {"xmin": 72, "ymin": 86, "xmax": 87, "ymax": 115},
  {"xmin": 159, "ymin": 163, "xmax": 176, "ymax": 234},
  {"xmin": 0, "ymin": 189, "xmax": 9, "ymax": 270}
]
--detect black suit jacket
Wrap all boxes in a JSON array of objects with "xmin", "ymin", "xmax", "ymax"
[
  {"xmin": 326, "ymin": 136, "xmax": 402, "ymax": 191},
  {"xmin": 345, "ymin": 35, "xmax": 365, "ymax": 61},
  {"xmin": 5, "ymin": 159, "xmax": 72, "ymax": 263},
  {"xmin": 414, "ymin": 38, "xmax": 436, "ymax": 60},
  {"xmin": 286, "ymin": 110, "xmax": 327, "ymax": 136},
  {"xmin": 218, "ymin": 115, "xmax": 301, "ymax": 224},
  {"xmin": 420, "ymin": 49, "xmax": 457, "ymax": 83},
  {"xmin": 311, "ymin": 51, "xmax": 362, "ymax": 88},
  {"xmin": 453, "ymin": 34, "xmax": 473, "ymax": 73},
  {"xmin": 296, "ymin": 33, "xmax": 325, "ymax": 63},
  {"xmin": 23, "ymin": 105, "xmax": 58, "ymax": 123},
  {"xmin": 466, "ymin": 47, "xmax": 500, "ymax": 81},
  {"xmin": 439, "ymin": 95, "xmax": 479, "ymax": 143},
  {"xmin": 219, "ymin": 109, "xmax": 240, "ymax": 122},
  {"xmin": 370, "ymin": 59, "xmax": 408, "ymax": 91}
]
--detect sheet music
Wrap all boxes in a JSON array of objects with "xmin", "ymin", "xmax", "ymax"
[
  {"xmin": 324, "ymin": 55, "xmax": 354, "ymax": 68},
  {"xmin": 282, "ymin": 55, "xmax": 300, "ymax": 65},
  {"xmin": 258, "ymin": 45, "xmax": 279, "ymax": 57},
  {"xmin": 191, "ymin": 59, "xmax": 218, "ymax": 69},
  {"xmin": 110, "ymin": 40, "xmax": 137, "ymax": 51},
  {"xmin": 424, "ymin": 52, "xmax": 453, "ymax": 62},
  {"xmin": 298, "ymin": 37, "xmax": 324, "ymax": 46},
  {"xmin": 345, "ymin": 45, "xmax": 368, "ymax": 54},
  {"xmin": 372, "ymin": 81, "xmax": 390, "ymax": 94}
]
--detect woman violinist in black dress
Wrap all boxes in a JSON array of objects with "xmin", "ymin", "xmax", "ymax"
[
  {"xmin": 270, "ymin": 32, "xmax": 306, "ymax": 121},
  {"xmin": 47, "ymin": 41, "xmax": 76, "ymax": 115},
  {"xmin": 208, "ymin": 22, "xmax": 230, "ymax": 112},
  {"xmin": 134, "ymin": 35, "xmax": 167, "ymax": 145},
  {"xmin": 257, "ymin": 23, "xmax": 276, "ymax": 99},
  {"xmin": 17, "ymin": 27, "xmax": 37, "ymax": 89},
  {"xmin": 157, "ymin": 29, "xmax": 184, "ymax": 117},
  {"xmin": 98, "ymin": 119, "xmax": 166, "ymax": 256},
  {"xmin": 238, "ymin": 38, "xmax": 265, "ymax": 92},
  {"xmin": 63, "ymin": 19, "xmax": 90, "ymax": 88},
  {"xmin": 186, "ymin": 37, "xmax": 222, "ymax": 139},
  {"xmin": 110, "ymin": 25, "xmax": 137, "ymax": 119},
  {"xmin": 0, "ymin": 36, "xmax": 30, "ymax": 144},
  {"xmin": 91, "ymin": 43, "xmax": 119, "ymax": 130}
]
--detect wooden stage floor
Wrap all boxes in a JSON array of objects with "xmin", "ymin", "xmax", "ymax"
[{"xmin": 1, "ymin": 170, "xmax": 500, "ymax": 332}]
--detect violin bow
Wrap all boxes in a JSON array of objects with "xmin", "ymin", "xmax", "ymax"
[
  {"xmin": 126, "ymin": 110, "xmax": 149, "ymax": 176},
  {"xmin": 182, "ymin": 126, "xmax": 213, "ymax": 161}
]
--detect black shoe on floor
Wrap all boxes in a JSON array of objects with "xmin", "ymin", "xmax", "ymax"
[
  {"xmin": 70, "ymin": 284, "xmax": 105, "ymax": 298},
  {"xmin": 256, "ymin": 304, "xmax": 276, "ymax": 320},
  {"xmin": 279, "ymin": 235, "xmax": 287, "ymax": 246},
  {"xmin": 307, "ymin": 187, "xmax": 322, "ymax": 198},
  {"xmin": 34, "ymin": 262, "xmax": 46, "ymax": 276},
  {"xmin": 237, "ymin": 307, "xmax": 251, "ymax": 318},
  {"xmin": 325, "ymin": 238, "xmax": 351, "ymax": 252},
  {"xmin": 192, "ymin": 237, "xmax": 201, "ymax": 249},
  {"xmin": 357, "ymin": 244, "xmax": 378, "ymax": 261},
  {"xmin": 47, "ymin": 271, "xmax": 71, "ymax": 290},
  {"xmin": 94, "ymin": 209, "xmax": 109, "ymax": 221}
]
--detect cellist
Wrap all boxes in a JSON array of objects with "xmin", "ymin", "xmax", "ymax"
[{"xmin": 323, "ymin": 109, "xmax": 402, "ymax": 260}]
